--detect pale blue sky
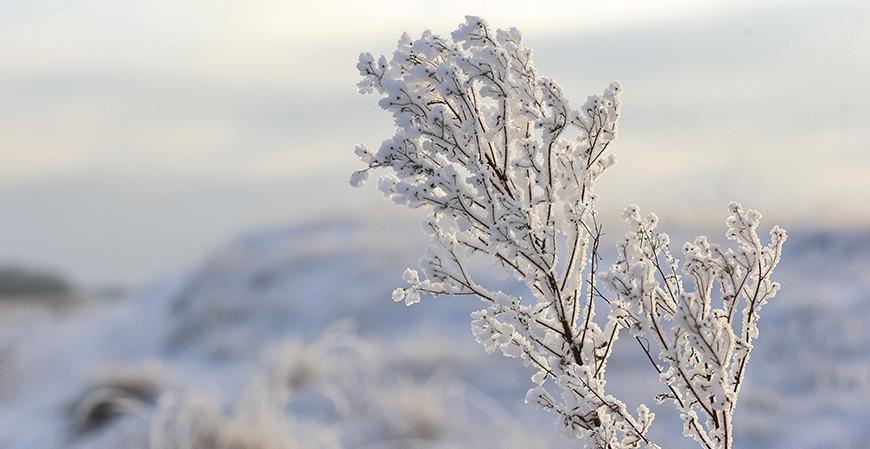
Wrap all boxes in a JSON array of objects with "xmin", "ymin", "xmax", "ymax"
[{"xmin": 0, "ymin": 0, "xmax": 867, "ymax": 284}]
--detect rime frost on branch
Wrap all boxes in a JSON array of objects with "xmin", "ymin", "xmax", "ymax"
[{"xmin": 351, "ymin": 16, "xmax": 785, "ymax": 449}]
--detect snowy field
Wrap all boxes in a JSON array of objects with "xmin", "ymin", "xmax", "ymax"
[
  {"xmin": 1, "ymin": 1, "xmax": 868, "ymax": 448},
  {"xmin": 0, "ymin": 213, "xmax": 867, "ymax": 449}
]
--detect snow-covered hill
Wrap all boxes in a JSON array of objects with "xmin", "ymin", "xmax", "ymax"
[{"xmin": 0, "ymin": 218, "xmax": 867, "ymax": 448}]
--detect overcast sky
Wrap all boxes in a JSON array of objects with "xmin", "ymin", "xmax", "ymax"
[{"xmin": 1, "ymin": 0, "xmax": 868, "ymax": 285}]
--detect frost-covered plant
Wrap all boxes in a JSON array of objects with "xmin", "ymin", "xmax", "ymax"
[{"xmin": 350, "ymin": 16, "xmax": 786, "ymax": 449}]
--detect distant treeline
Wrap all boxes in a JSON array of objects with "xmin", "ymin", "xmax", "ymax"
[{"xmin": 0, "ymin": 267, "xmax": 71, "ymax": 297}]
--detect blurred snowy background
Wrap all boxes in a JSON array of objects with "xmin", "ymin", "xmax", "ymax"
[{"xmin": 1, "ymin": 1, "xmax": 869, "ymax": 448}]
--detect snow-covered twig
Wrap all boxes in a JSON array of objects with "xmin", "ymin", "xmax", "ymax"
[{"xmin": 351, "ymin": 16, "xmax": 785, "ymax": 449}]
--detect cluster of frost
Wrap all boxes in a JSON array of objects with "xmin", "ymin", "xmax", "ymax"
[{"xmin": 352, "ymin": 16, "xmax": 786, "ymax": 449}]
